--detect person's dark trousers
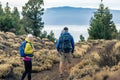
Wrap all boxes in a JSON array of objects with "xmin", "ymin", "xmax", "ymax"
[{"xmin": 21, "ymin": 60, "xmax": 32, "ymax": 80}]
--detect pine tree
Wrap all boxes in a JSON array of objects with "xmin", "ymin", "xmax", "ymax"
[
  {"xmin": 47, "ymin": 31, "xmax": 56, "ymax": 42},
  {"xmin": 117, "ymin": 30, "xmax": 120, "ymax": 40},
  {"xmin": 0, "ymin": 2, "xmax": 23, "ymax": 34},
  {"xmin": 4, "ymin": 2, "xmax": 11, "ymax": 14},
  {"xmin": 12, "ymin": 7, "xmax": 21, "ymax": 34},
  {"xmin": 80, "ymin": 34, "xmax": 85, "ymax": 42},
  {"xmin": 40, "ymin": 31, "xmax": 47, "ymax": 39},
  {"xmin": 0, "ymin": 2, "xmax": 3, "ymax": 15},
  {"xmin": 22, "ymin": 0, "xmax": 44, "ymax": 37},
  {"xmin": 0, "ymin": 2, "xmax": 14, "ymax": 32},
  {"xmin": 88, "ymin": 3, "xmax": 117, "ymax": 40},
  {"xmin": 0, "ymin": 2, "xmax": 4, "ymax": 29}
]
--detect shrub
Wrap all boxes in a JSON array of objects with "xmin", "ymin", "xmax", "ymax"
[{"xmin": 0, "ymin": 64, "xmax": 12, "ymax": 78}]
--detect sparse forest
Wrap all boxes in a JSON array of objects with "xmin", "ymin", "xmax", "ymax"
[{"xmin": 0, "ymin": 0, "xmax": 56, "ymax": 42}]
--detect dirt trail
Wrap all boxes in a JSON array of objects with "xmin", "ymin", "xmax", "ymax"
[
  {"xmin": 31, "ymin": 44, "xmax": 99, "ymax": 80},
  {"xmin": 32, "ymin": 58, "xmax": 80, "ymax": 80}
]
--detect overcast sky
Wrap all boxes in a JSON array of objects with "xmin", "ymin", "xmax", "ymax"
[{"xmin": 0, "ymin": 0, "xmax": 120, "ymax": 11}]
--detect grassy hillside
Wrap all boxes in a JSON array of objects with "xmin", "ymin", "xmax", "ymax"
[
  {"xmin": 0, "ymin": 32, "xmax": 120, "ymax": 80},
  {"xmin": 0, "ymin": 31, "xmax": 59, "ymax": 80}
]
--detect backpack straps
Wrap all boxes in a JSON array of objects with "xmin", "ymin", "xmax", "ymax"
[{"xmin": 25, "ymin": 41, "xmax": 33, "ymax": 48}]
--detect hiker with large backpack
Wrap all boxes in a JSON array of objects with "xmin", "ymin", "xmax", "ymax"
[
  {"xmin": 20, "ymin": 34, "xmax": 35, "ymax": 80},
  {"xmin": 56, "ymin": 27, "xmax": 75, "ymax": 78}
]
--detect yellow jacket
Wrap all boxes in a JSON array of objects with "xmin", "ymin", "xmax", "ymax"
[{"xmin": 24, "ymin": 38, "xmax": 34, "ymax": 55}]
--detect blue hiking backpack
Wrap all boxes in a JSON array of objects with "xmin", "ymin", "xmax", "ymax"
[
  {"xmin": 19, "ymin": 41, "xmax": 33, "ymax": 57},
  {"xmin": 60, "ymin": 33, "xmax": 72, "ymax": 53}
]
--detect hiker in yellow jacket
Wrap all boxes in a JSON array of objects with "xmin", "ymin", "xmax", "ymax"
[{"xmin": 21, "ymin": 34, "xmax": 35, "ymax": 80}]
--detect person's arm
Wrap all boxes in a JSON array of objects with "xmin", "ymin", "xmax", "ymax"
[
  {"xmin": 32, "ymin": 44, "xmax": 36, "ymax": 52},
  {"xmin": 56, "ymin": 38, "xmax": 60, "ymax": 52},
  {"xmin": 71, "ymin": 36, "xmax": 75, "ymax": 53}
]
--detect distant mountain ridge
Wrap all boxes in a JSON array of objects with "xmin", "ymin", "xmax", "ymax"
[{"xmin": 42, "ymin": 6, "xmax": 120, "ymax": 25}]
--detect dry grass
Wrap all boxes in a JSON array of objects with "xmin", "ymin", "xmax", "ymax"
[
  {"xmin": 91, "ymin": 51, "xmax": 101, "ymax": 63},
  {"xmin": 74, "ymin": 43, "xmax": 91, "ymax": 58},
  {"xmin": 0, "ymin": 36, "xmax": 3, "ymax": 41},
  {"xmin": 1, "ymin": 31, "xmax": 120, "ymax": 80},
  {"xmin": 69, "ymin": 40, "xmax": 120, "ymax": 80},
  {"xmin": 93, "ymin": 70, "xmax": 112, "ymax": 80},
  {"xmin": 43, "ymin": 75, "xmax": 51, "ymax": 80},
  {"xmin": 6, "ymin": 32, "xmax": 16, "ymax": 38},
  {"xmin": 79, "ymin": 75, "xmax": 93, "ymax": 80},
  {"xmin": 32, "ymin": 49, "xmax": 59, "ymax": 73},
  {"xmin": 0, "ymin": 64, "xmax": 12, "ymax": 78},
  {"xmin": 108, "ymin": 70, "xmax": 120, "ymax": 80},
  {"xmin": 113, "ymin": 41, "xmax": 120, "ymax": 54},
  {"xmin": 32, "ymin": 66, "xmax": 44, "ymax": 73},
  {"xmin": 69, "ymin": 59, "xmax": 100, "ymax": 79},
  {"xmin": 6, "ymin": 57, "xmax": 22, "ymax": 67},
  {"xmin": 13, "ymin": 67, "xmax": 24, "ymax": 79}
]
